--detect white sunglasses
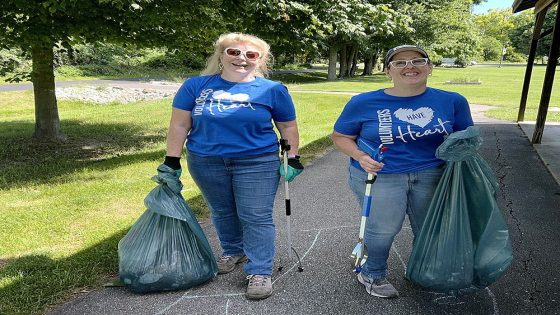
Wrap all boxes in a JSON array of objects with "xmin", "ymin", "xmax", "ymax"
[
  {"xmin": 223, "ymin": 47, "xmax": 261, "ymax": 61},
  {"xmin": 389, "ymin": 58, "xmax": 429, "ymax": 68}
]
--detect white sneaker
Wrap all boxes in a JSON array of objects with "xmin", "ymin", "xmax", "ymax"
[
  {"xmin": 357, "ymin": 273, "xmax": 399, "ymax": 298},
  {"xmin": 245, "ymin": 275, "xmax": 272, "ymax": 300}
]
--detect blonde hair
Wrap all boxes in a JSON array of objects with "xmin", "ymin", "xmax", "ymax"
[{"xmin": 201, "ymin": 32, "xmax": 272, "ymax": 77}]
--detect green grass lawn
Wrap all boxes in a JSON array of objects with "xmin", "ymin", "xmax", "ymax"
[{"xmin": 1, "ymin": 65, "xmax": 558, "ymax": 314}]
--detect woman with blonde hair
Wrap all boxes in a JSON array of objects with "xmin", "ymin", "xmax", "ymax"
[
  {"xmin": 201, "ymin": 33, "xmax": 272, "ymax": 77},
  {"xmin": 162, "ymin": 32, "xmax": 303, "ymax": 300}
]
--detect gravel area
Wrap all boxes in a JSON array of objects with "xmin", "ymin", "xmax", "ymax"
[{"xmin": 55, "ymin": 84, "xmax": 178, "ymax": 104}]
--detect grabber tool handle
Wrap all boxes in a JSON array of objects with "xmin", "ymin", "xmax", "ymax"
[
  {"xmin": 280, "ymin": 139, "xmax": 291, "ymax": 155},
  {"xmin": 279, "ymin": 139, "xmax": 291, "ymax": 210},
  {"xmin": 279, "ymin": 139, "xmax": 292, "ymax": 259},
  {"xmin": 359, "ymin": 173, "xmax": 376, "ymax": 238}
]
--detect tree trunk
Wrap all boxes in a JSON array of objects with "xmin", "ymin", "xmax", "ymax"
[
  {"xmin": 345, "ymin": 45, "xmax": 352, "ymax": 76},
  {"xmin": 349, "ymin": 50, "xmax": 358, "ymax": 77},
  {"xmin": 362, "ymin": 55, "xmax": 373, "ymax": 76},
  {"xmin": 328, "ymin": 46, "xmax": 338, "ymax": 81},
  {"xmin": 339, "ymin": 45, "xmax": 348, "ymax": 78},
  {"xmin": 31, "ymin": 43, "xmax": 66, "ymax": 142},
  {"xmin": 372, "ymin": 52, "xmax": 380, "ymax": 72}
]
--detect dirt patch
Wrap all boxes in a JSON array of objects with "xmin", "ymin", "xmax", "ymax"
[{"xmin": 0, "ymin": 258, "xmax": 10, "ymax": 269}]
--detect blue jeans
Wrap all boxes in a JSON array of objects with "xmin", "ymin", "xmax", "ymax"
[
  {"xmin": 348, "ymin": 165, "xmax": 443, "ymax": 279},
  {"xmin": 187, "ymin": 150, "xmax": 280, "ymax": 276}
]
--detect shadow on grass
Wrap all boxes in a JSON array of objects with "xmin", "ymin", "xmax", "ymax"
[
  {"xmin": 271, "ymin": 71, "xmax": 390, "ymax": 86},
  {"xmin": 270, "ymin": 71, "xmax": 328, "ymax": 84},
  {"xmin": 0, "ymin": 120, "xmax": 166, "ymax": 189},
  {"xmin": 341, "ymin": 73, "xmax": 390, "ymax": 84},
  {"xmin": 0, "ymin": 229, "xmax": 127, "ymax": 315},
  {"xmin": 0, "ymin": 193, "xmax": 208, "ymax": 315}
]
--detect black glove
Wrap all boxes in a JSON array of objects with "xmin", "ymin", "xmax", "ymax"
[
  {"xmin": 288, "ymin": 156, "xmax": 304, "ymax": 170},
  {"xmin": 164, "ymin": 156, "xmax": 181, "ymax": 170},
  {"xmin": 280, "ymin": 155, "xmax": 304, "ymax": 182},
  {"xmin": 163, "ymin": 156, "xmax": 182, "ymax": 177}
]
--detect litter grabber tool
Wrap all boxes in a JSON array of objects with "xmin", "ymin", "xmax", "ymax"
[
  {"xmin": 351, "ymin": 140, "xmax": 388, "ymax": 273},
  {"xmin": 277, "ymin": 138, "xmax": 304, "ymax": 272}
]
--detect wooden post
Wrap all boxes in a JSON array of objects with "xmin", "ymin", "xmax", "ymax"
[
  {"xmin": 518, "ymin": 9, "xmax": 547, "ymax": 122},
  {"xmin": 532, "ymin": 3, "xmax": 560, "ymax": 144}
]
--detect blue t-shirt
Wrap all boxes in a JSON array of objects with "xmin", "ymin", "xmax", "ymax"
[
  {"xmin": 172, "ymin": 75, "xmax": 296, "ymax": 157},
  {"xmin": 334, "ymin": 87, "xmax": 473, "ymax": 173}
]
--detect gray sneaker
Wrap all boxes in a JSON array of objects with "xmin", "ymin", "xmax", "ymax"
[
  {"xmin": 357, "ymin": 273, "xmax": 399, "ymax": 298},
  {"xmin": 245, "ymin": 275, "xmax": 272, "ymax": 300},
  {"xmin": 217, "ymin": 255, "xmax": 247, "ymax": 274}
]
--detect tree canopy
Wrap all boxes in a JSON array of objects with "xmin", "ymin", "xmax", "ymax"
[{"xmin": 0, "ymin": 0, "xmax": 221, "ymax": 141}]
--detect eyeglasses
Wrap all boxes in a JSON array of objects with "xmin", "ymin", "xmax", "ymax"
[
  {"xmin": 388, "ymin": 58, "xmax": 429, "ymax": 68},
  {"xmin": 223, "ymin": 47, "xmax": 261, "ymax": 61}
]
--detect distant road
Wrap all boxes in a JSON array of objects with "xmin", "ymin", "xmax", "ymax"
[{"xmin": 0, "ymin": 79, "xmax": 183, "ymax": 93}]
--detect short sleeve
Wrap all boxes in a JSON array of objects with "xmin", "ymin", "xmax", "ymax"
[
  {"xmin": 333, "ymin": 96, "xmax": 362, "ymax": 136},
  {"xmin": 271, "ymin": 84, "xmax": 296, "ymax": 122},
  {"xmin": 453, "ymin": 94, "xmax": 474, "ymax": 131},
  {"xmin": 172, "ymin": 78, "xmax": 197, "ymax": 111}
]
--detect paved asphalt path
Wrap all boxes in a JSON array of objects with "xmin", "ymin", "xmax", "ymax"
[{"xmin": 48, "ymin": 118, "xmax": 560, "ymax": 314}]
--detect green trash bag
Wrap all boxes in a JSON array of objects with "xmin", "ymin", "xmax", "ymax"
[
  {"xmin": 118, "ymin": 164, "xmax": 218, "ymax": 293},
  {"xmin": 405, "ymin": 126, "xmax": 513, "ymax": 293}
]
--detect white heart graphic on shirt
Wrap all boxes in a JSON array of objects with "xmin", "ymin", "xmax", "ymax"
[
  {"xmin": 212, "ymin": 90, "xmax": 250, "ymax": 102},
  {"xmin": 394, "ymin": 107, "xmax": 434, "ymax": 128}
]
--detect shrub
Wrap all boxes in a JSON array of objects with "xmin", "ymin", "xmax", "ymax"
[
  {"xmin": 0, "ymin": 48, "xmax": 32, "ymax": 82},
  {"xmin": 505, "ymin": 49, "xmax": 526, "ymax": 63},
  {"xmin": 430, "ymin": 53, "xmax": 443, "ymax": 66},
  {"xmin": 480, "ymin": 36, "xmax": 502, "ymax": 62},
  {"xmin": 0, "ymin": 49, "xmax": 25, "ymax": 75},
  {"xmin": 454, "ymin": 55, "xmax": 472, "ymax": 68}
]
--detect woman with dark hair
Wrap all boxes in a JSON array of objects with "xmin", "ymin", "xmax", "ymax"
[{"xmin": 332, "ymin": 45, "xmax": 473, "ymax": 298}]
